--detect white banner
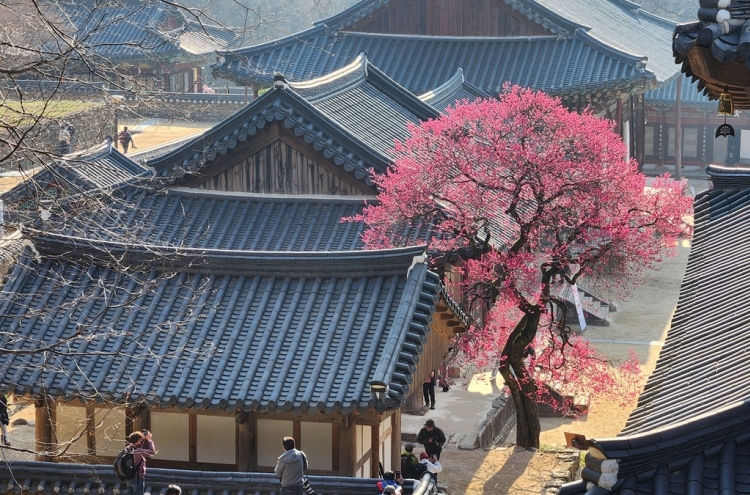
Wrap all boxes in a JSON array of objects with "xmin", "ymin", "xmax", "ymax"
[{"xmin": 571, "ymin": 283, "xmax": 587, "ymax": 331}]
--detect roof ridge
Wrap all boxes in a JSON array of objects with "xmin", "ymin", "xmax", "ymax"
[
  {"xmin": 30, "ymin": 232, "xmax": 429, "ymax": 277},
  {"xmin": 165, "ymin": 186, "xmax": 377, "ymax": 203},
  {"xmin": 288, "ymin": 53, "xmax": 369, "ymax": 102}
]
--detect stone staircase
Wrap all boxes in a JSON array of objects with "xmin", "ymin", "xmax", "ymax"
[{"xmin": 552, "ymin": 282, "xmax": 614, "ymax": 327}]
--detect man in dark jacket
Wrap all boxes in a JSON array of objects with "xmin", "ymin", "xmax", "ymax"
[
  {"xmin": 417, "ymin": 419, "xmax": 446, "ymax": 460},
  {"xmin": 275, "ymin": 436, "xmax": 308, "ymax": 495}
]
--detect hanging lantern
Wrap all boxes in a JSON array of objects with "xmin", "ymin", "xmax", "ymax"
[
  {"xmin": 716, "ymin": 90, "xmax": 736, "ymax": 138},
  {"xmin": 718, "ymin": 91, "xmax": 735, "ymax": 116}
]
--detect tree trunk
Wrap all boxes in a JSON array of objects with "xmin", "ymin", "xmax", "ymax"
[
  {"xmin": 509, "ymin": 375, "xmax": 541, "ymax": 448},
  {"xmin": 498, "ymin": 311, "xmax": 543, "ymax": 449}
]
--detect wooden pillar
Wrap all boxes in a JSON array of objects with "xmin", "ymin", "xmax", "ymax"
[
  {"xmin": 236, "ymin": 411, "xmax": 255, "ymax": 471},
  {"xmin": 253, "ymin": 87, "xmax": 260, "ymax": 99},
  {"xmin": 371, "ymin": 421, "xmax": 380, "ymax": 478},
  {"xmin": 635, "ymin": 95, "xmax": 645, "ymax": 171},
  {"xmin": 35, "ymin": 398, "xmax": 53, "ymax": 462},
  {"xmin": 244, "ymin": 86, "xmax": 248, "ymax": 105},
  {"xmin": 339, "ymin": 413, "xmax": 356, "ymax": 476},
  {"xmin": 164, "ymin": 75, "xmax": 170, "ymax": 92},
  {"xmin": 615, "ymin": 97, "xmax": 623, "ymax": 136},
  {"xmin": 130, "ymin": 404, "xmax": 150, "ymax": 434},
  {"xmin": 391, "ymin": 410, "xmax": 402, "ymax": 472}
]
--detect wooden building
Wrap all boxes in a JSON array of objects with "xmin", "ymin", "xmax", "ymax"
[
  {"xmin": 212, "ymin": 0, "xmax": 681, "ymax": 170},
  {"xmin": 3, "ymin": 189, "xmax": 465, "ymax": 475},
  {"xmin": 48, "ymin": 0, "xmax": 241, "ymax": 92},
  {"xmin": 642, "ymin": 74, "xmax": 750, "ymax": 169}
]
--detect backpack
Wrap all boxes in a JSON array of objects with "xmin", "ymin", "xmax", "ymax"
[{"xmin": 113, "ymin": 449, "xmax": 140, "ymax": 480}]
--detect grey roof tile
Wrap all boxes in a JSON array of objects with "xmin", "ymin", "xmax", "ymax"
[
  {"xmin": 49, "ymin": 0, "xmax": 239, "ymax": 61},
  {"xmin": 0, "ymin": 461, "xmax": 428, "ymax": 495},
  {"xmin": 618, "ymin": 187, "xmax": 750, "ymax": 435},
  {"xmin": 1, "ymin": 144, "xmax": 152, "ymax": 218},
  {"xmin": 144, "ymin": 88, "xmax": 392, "ymax": 187},
  {"xmin": 419, "ymin": 69, "xmax": 491, "ymax": 113},
  {"xmin": 313, "ymin": 0, "xmax": 676, "ymax": 84},
  {"xmin": 644, "ymin": 74, "xmax": 714, "ymax": 107},
  {"xmin": 213, "ymin": 28, "xmax": 656, "ymax": 96},
  {"xmin": 287, "ymin": 54, "xmax": 439, "ymax": 158},
  {"xmin": 0, "ymin": 244, "xmax": 441, "ymax": 411}
]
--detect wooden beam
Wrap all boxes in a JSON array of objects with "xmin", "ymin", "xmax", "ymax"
[
  {"xmin": 35, "ymin": 398, "xmax": 53, "ymax": 462},
  {"xmin": 371, "ymin": 422, "xmax": 380, "ymax": 478},
  {"xmin": 339, "ymin": 413, "xmax": 357, "ymax": 476},
  {"xmin": 236, "ymin": 411, "xmax": 255, "ymax": 472},
  {"xmin": 390, "ymin": 410, "xmax": 401, "ymax": 473}
]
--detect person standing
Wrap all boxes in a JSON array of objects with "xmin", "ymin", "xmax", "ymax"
[
  {"xmin": 422, "ymin": 371, "xmax": 436, "ymax": 410},
  {"xmin": 418, "ymin": 453, "xmax": 443, "ymax": 476},
  {"xmin": 0, "ymin": 394, "xmax": 10, "ymax": 446},
  {"xmin": 126, "ymin": 430, "xmax": 155, "ymax": 495},
  {"xmin": 275, "ymin": 436, "xmax": 308, "ymax": 495},
  {"xmin": 417, "ymin": 419, "xmax": 446, "ymax": 460},
  {"xmin": 118, "ymin": 127, "xmax": 136, "ymax": 153}
]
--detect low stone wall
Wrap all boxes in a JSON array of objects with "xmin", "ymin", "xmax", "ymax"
[
  {"xmin": 121, "ymin": 99, "xmax": 245, "ymax": 122},
  {"xmin": 0, "ymin": 104, "xmax": 114, "ymax": 171},
  {"xmin": 472, "ymin": 394, "xmax": 516, "ymax": 450}
]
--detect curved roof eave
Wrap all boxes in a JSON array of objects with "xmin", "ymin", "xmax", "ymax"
[{"xmin": 145, "ymin": 88, "xmax": 391, "ymax": 186}]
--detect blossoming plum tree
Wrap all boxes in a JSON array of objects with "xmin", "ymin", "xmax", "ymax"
[{"xmin": 353, "ymin": 86, "xmax": 693, "ymax": 448}]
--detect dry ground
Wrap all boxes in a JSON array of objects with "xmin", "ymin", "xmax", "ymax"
[{"xmin": 121, "ymin": 121, "xmax": 211, "ymax": 152}]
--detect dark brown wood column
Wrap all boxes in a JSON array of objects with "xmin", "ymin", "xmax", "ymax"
[
  {"xmin": 35, "ymin": 398, "xmax": 53, "ymax": 461},
  {"xmin": 339, "ymin": 413, "xmax": 356, "ymax": 476},
  {"xmin": 391, "ymin": 410, "xmax": 402, "ymax": 472},
  {"xmin": 237, "ymin": 411, "xmax": 256, "ymax": 471},
  {"xmin": 371, "ymin": 423, "xmax": 380, "ymax": 477},
  {"xmin": 635, "ymin": 95, "xmax": 645, "ymax": 170},
  {"xmin": 615, "ymin": 97, "xmax": 623, "ymax": 136}
]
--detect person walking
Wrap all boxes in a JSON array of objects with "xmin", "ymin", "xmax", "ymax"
[
  {"xmin": 118, "ymin": 127, "xmax": 136, "ymax": 153},
  {"xmin": 417, "ymin": 419, "xmax": 446, "ymax": 460},
  {"xmin": 274, "ymin": 436, "xmax": 308, "ymax": 495},
  {"xmin": 126, "ymin": 429, "xmax": 155, "ymax": 495},
  {"xmin": 422, "ymin": 371, "xmax": 436, "ymax": 410}
]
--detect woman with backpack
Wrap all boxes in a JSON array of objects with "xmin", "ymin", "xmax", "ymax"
[{"xmin": 126, "ymin": 430, "xmax": 155, "ymax": 495}]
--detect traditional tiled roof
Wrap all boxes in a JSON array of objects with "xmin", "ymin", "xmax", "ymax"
[
  {"xmin": 0, "ymin": 238, "xmax": 449, "ymax": 412},
  {"xmin": 618, "ymin": 187, "xmax": 750, "ymax": 434},
  {"xmin": 558, "ymin": 400, "xmax": 750, "ymax": 495},
  {"xmin": 212, "ymin": 28, "xmax": 655, "ymax": 97},
  {"xmin": 418, "ymin": 69, "xmax": 491, "ymax": 112},
  {"xmin": 50, "ymin": 0, "xmax": 239, "ymax": 61},
  {"xmin": 555, "ymin": 184, "xmax": 750, "ymax": 495},
  {"xmin": 176, "ymin": 19, "xmax": 243, "ymax": 55},
  {"xmin": 705, "ymin": 164, "xmax": 750, "ymax": 190},
  {"xmin": 314, "ymin": 0, "xmax": 676, "ymax": 83},
  {"xmin": 0, "ymin": 460, "xmax": 436, "ymax": 495},
  {"xmin": 643, "ymin": 73, "xmax": 715, "ymax": 107},
  {"xmin": 508, "ymin": 0, "xmax": 677, "ymax": 82},
  {"xmin": 56, "ymin": 187, "xmax": 383, "ymax": 251},
  {"xmin": 1, "ymin": 144, "xmax": 152, "ymax": 214},
  {"xmin": 286, "ymin": 53, "xmax": 440, "ymax": 157},
  {"xmin": 144, "ymin": 85, "xmax": 392, "ymax": 187}
]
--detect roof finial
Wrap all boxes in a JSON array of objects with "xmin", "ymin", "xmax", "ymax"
[{"xmin": 273, "ymin": 73, "xmax": 288, "ymax": 90}]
